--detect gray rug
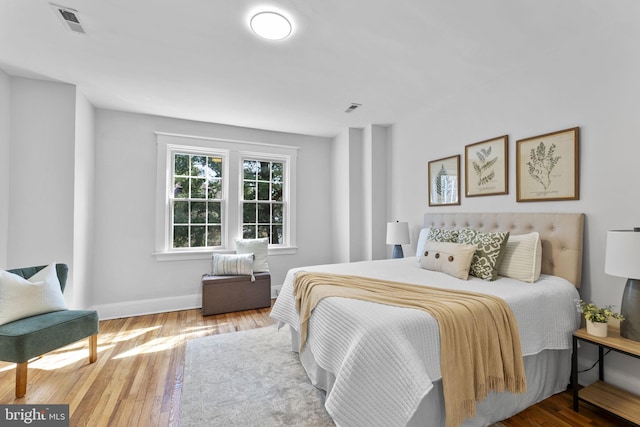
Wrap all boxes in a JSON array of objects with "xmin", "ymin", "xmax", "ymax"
[{"xmin": 180, "ymin": 325, "xmax": 334, "ymax": 426}]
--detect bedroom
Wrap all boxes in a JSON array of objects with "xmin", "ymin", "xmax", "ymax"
[{"xmin": 1, "ymin": 0, "xmax": 639, "ymax": 425}]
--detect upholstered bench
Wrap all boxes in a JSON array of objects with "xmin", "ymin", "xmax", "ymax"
[
  {"xmin": 202, "ymin": 272, "xmax": 271, "ymax": 315},
  {"xmin": 0, "ymin": 264, "xmax": 99, "ymax": 397}
]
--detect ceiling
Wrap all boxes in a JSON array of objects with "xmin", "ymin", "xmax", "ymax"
[{"xmin": 0, "ymin": 1, "xmax": 633, "ymax": 137}]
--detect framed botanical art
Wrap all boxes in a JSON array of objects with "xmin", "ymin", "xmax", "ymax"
[
  {"xmin": 465, "ymin": 135, "xmax": 508, "ymax": 197},
  {"xmin": 516, "ymin": 127, "xmax": 579, "ymax": 202},
  {"xmin": 428, "ymin": 155, "xmax": 460, "ymax": 206}
]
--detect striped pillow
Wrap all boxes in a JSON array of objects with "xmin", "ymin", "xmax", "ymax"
[
  {"xmin": 497, "ymin": 232, "xmax": 542, "ymax": 283},
  {"xmin": 212, "ymin": 254, "xmax": 254, "ymax": 279}
]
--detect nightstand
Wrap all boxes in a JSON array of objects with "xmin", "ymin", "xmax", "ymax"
[{"xmin": 572, "ymin": 327, "xmax": 640, "ymax": 424}]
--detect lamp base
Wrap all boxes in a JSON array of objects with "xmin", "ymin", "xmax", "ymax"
[
  {"xmin": 392, "ymin": 245, "xmax": 404, "ymax": 259},
  {"xmin": 621, "ymin": 278, "xmax": 640, "ymax": 342}
]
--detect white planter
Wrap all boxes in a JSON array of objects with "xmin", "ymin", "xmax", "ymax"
[{"xmin": 586, "ymin": 320, "xmax": 608, "ymax": 337}]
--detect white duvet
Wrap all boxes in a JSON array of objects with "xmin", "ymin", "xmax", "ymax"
[{"xmin": 270, "ymin": 257, "xmax": 580, "ymax": 427}]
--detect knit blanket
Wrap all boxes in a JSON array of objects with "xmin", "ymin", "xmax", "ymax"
[{"xmin": 294, "ymin": 272, "xmax": 527, "ymax": 427}]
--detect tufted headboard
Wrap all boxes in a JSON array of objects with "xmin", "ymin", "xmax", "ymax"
[{"xmin": 423, "ymin": 212, "xmax": 585, "ymax": 288}]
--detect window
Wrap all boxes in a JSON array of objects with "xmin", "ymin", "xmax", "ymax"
[
  {"xmin": 242, "ymin": 159, "xmax": 284, "ymax": 243},
  {"xmin": 155, "ymin": 133, "xmax": 297, "ymax": 260},
  {"xmin": 171, "ymin": 153, "xmax": 223, "ymax": 249}
]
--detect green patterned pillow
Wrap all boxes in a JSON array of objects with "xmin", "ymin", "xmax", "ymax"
[
  {"xmin": 427, "ymin": 227, "xmax": 459, "ymax": 243},
  {"xmin": 456, "ymin": 229, "xmax": 510, "ymax": 281}
]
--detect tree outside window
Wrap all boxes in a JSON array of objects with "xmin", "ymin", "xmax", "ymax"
[{"xmin": 242, "ymin": 159, "xmax": 284, "ymax": 244}]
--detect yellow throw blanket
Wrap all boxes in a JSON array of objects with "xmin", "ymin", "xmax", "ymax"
[{"xmin": 294, "ymin": 272, "xmax": 527, "ymax": 427}]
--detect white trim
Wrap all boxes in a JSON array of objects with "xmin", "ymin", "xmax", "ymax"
[
  {"xmin": 153, "ymin": 245, "xmax": 298, "ymax": 261},
  {"xmin": 91, "ymin": 293, "xmax": 201, "ymax": 320},
  {"xmin": 155, "ymin": 131, "xmax": 300, "ymax": 151}
]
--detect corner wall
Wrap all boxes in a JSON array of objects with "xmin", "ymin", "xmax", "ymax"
[{"xmin": 0, "ymin": 70, "xmax": 10, "ymax": 268}]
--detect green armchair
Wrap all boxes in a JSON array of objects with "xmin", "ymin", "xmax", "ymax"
[{"xmin": 0, "ymin": 264, "xmax": 99, "ymax": 397}]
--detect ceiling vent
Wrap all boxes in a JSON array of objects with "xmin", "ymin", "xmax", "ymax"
[
  {"xmin": 50, "ymin": 3, "xmax": 86, "ymax": 34},
  {"xmin": 344, "ymin": 103, "xmax": 362, "ymax": 113}
]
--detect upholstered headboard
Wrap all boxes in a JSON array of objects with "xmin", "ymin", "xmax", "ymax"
[{"xmin": 423, "ymin": 212, "xmax": 585, "ymax": 288}]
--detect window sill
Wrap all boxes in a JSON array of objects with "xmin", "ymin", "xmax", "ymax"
[{"xmin": 153, "ymin": 246, "xmax": 298, "ymax": 261}]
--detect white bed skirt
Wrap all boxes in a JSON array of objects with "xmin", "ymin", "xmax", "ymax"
[{"xmin": 289, "ymin": 326, "xmax": 571, "ymax": 427}]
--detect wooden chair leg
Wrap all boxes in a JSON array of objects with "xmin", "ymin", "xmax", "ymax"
[
  {"xmin": 89, "ymin": 334, "xmax": 98, "ymax": 363},
  {"xmin": 16, "ymin": 361, "xmax": 27, "ymax": 398}
]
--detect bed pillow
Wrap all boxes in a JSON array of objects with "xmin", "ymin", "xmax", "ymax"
[
  {"xmin": 212, "ymin": 253, "xmax": 254, "ymax": 277},
  {"xmin": 419, "ymin": 241, "xmax": 477, "ymax": 280},
  {"xmin": 0, "ymin": 263, "xmax": 68, "ymax": 326},
  {"xmin": 456, "ymin": 229, "xmax": 510, "ymax": 281},
  {"xmin": 497, "ymin": 232, "xmax": 542, "ymax": 283},
  {"xmin": 427, "ymin": 227, "xmax": 459, "ymax": 243},
  {"xmin": 415, "ymin": 228, "xmax": 431, "ymax": 258},
  {"xmin": 235, "ymin": 238, "xmax": 269, "ymax": 272}
]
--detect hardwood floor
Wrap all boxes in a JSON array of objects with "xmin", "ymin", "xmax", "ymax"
[{"xmin": 0, "ymin": 303, "xmax": 631, "ymax": 426}]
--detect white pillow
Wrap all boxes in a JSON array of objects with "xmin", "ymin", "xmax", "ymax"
[
  {"xmin": 419, "ymin": 241, "xmax": 477, "ymax": 280},
  {"xmin": 497, "ymin": 232, "xmax": 542, "ymax": 283},
  {"xmin": 212, "ymin": 253, "xmax": 255, "ymax": 277},
  {"xmin": 415, "ymin": 227, "xmax": 431, "ymax": 258},
  {"xmin": 0, "ymin": 263, "xmax": 68, "ymax": 326},
  {"xmin": 235, "ymin": 238, "xmax": 269, "ymax": 272}
]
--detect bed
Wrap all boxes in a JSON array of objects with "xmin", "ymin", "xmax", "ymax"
[{"xmin": 270, "ymin": 212, "xmax": 584, "ymax": 427}]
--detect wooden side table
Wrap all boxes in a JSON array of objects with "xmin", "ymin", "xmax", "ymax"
[{"xmin": 572, "ymin": 327, "xmax": 640, "ymax": 425}]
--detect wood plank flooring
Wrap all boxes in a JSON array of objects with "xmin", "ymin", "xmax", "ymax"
[{"xmin": 0, "ymin": 303, "xmax": 631, "ymax": 426}]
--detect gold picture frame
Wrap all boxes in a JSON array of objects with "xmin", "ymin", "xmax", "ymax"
[
  {"xmin": 516, "ymin": 127, "xmax": 579, "ymax": 202},
  {"xmin": 428, "ymin": 155, "xmax": 460, "ymax": 206},
  {"xmin": 465, "ymin": 135, "xmax": 508, "ymax": 197}
]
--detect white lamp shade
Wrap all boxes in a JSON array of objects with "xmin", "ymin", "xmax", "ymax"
[
  {"xmin": 386, "ymin": 221, "xmax": 410, "ymax": 245},
  {"xmin": 605, "ymin": 230, "xmax": 640, "ymax": 280}
]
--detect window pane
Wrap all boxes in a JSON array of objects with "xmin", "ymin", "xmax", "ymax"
[
  {"xmin": 174, "ymin": 178, "xmax": 188, "ymax": 198},
  {"xmin": 173, "ymin": 226, "xmax": 189, "ymax": 248},
  {"xmin": 257, "ymin": 204, "xmax": 270, "ymax": 223},
  {"xmin": 191, "ymin": 178, "xmax": 205, "ymax": 198},
  {"xmin": 191, "ymin": 226, "xmax": 205, "ymax": 246},
  {"xmin": 174, "ymin": 201, "xmax": 189, "ymax": 223},
  {"xmin": 208, "ymin": 157, "xmax": 222, "ymax": 177},
  {"xmin": 207, "ymin": 226, "xmax": 221, "ymax": 246},
  {"xmin": 257, "ymin": 225, "xmax": 270, "ymax": 239},
  {"xmin": 272, "ymin": 162, "xmax": 283, "ymax": 182},
  {"xmin": 243, "ymin": 225, "xmax": 256, "ymax": 239},
  {"xmin": 272, "ymin": 225, "xmax": 283, "ymax": 244},
  {"xmin": 272, "ymin": 204, "xmax": 283, "ymax": 224},
  {"xmin": 191, "ymin": 156, "xmax": 206, "ymax": 177},
  {"xmin": 191, "ymin": 202, "xmax": 206, "ymax": 223},
  {"xmin": 243, "ymin": 203, "xmax": 256, "ymax": 223},
  {"xmin": 257, "ymin": 182, "xmax": 270, "ymax": 200},
  {"xmin": 175, "ymin": 154, "xmax": 189, "ymax": 176},
  {"xmin": 259, "ymin": 162, "xmax": 270, "ymax": 181},
  {"xmin": 244, "ymin": 160, "xmax": 258, "ymax": 179},
  {"xmin": 244, "ymin": 181, "xmax": 256, "ymax": 200},
  {"xmin": 271, "ymin": 183, "xmax": 282, "ymax": 201},
  {"xmin": 208, "ymin": 202, "xmax": 221, "ymax": 224},
  {"xmin": 208, "ymin": 178, "xmax": 222, "ymax": 199}
]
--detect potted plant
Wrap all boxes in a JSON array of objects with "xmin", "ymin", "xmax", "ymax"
[{"xmin": 576, "ymin": 300, "xmax": 624, "ymax": 337}]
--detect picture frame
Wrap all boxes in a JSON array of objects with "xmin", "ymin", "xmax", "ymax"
[
  {"xmin": 428, "ymin": 155, "xmax": 460, "ymax": 206},
  {"xmin": 516, "ymin": 127, "xmax": 579, "ymax": 202},
  {"xmin": 464, "ymin": 135, "xmax": 508, "ymax": 197}
]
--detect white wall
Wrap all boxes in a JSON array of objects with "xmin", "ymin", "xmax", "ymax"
[
  {"xmin": 389, "ymin": 17, "xmax": 640, "ymax": 394},
  {"xmin": 72, "ymin": 91, "xmax": 96, "ymax": 308},
  {"xmin": 0, "ymin": 70, "xmax": 10, "ymax": 269},
  {"xmin": 7, "ymin": 78, "xmax": 77, "ymax": 306},
  {"xmin": 91, "ymin": 109, "xmax": 333, "ymax": 317}
]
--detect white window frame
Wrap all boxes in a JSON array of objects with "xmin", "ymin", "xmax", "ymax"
[{"xmin": 154, "ymin": 132, "xmax": 297, "ymax": 261}]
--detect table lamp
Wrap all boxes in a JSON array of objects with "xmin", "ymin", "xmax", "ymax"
[
  {"xmin": 386, "ymin": 221, "xmax": 410, "ymax": 259},
  {"xmin": 605, "ymin": 228, "xmax": 640, "ymax": 341}
]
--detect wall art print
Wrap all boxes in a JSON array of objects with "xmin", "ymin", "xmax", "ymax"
[
  {"xmin": 516, "ymin": 127, "xmax": 579, "ymax": 202},
  {"xmin": 465, "ymin": 135, "xmax": 508, "ymax": 197},
  {"xmin": 428, "ymin": 155, "xmax": 460, "ymax": 206}
]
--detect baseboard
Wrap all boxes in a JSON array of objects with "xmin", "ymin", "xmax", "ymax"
[{"xmin": 91, "ymin": 293, "xmax": 201, "ymax": 320}]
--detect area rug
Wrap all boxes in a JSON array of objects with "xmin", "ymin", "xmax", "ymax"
[
  {"xmin": 180, "ymin": 325, "xmax": 508, "ymax": 427},
  {"xmin": 180, "ymin": 325, "xmax": 334, "ymax": 426}
]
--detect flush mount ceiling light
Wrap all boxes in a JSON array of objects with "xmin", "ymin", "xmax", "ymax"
[{"xmin": 250, "ymin": 11, "xmax": 292, "ymax": 40}]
